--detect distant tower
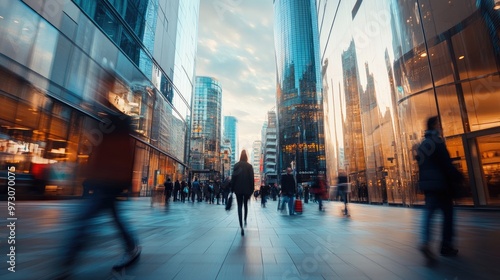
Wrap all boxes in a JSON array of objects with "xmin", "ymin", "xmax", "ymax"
[
  {"xmin": 191, "ymin": 77, "xmax": 222, "ymax": 172},
  {"xmin": 252, "ymin": 140, "xmax": 262, "ymax": 188},
  {"xmin": 263, "ymin": 110, "xmax": 278, "ymax": 185},
  {"xmin": 224, "ymin": 116, "xmax": 238, "ymax": 169}
]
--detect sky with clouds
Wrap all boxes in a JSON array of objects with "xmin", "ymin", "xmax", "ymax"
[{"xmin": 196, "ymin": 0, "xmax": 276, "ymax": 156}]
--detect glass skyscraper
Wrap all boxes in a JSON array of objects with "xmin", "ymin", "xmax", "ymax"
[
  {"xmin": 273, "ymin": 0, "xmax": 326, "ymax": 183},
  {"xmin": 191, "ymin": 76, "xmax": 222, "ymax": 174},
  {"xmin": 319, "ymin": 0, "xmax": 500, "ymax": 207},
  {"xmin": 223, "ymin": 115, "xmax": 238, "ymax": 170},
  {"xmin": 0, "ymin": 0, "xmax": 199, "ymax": 197}
]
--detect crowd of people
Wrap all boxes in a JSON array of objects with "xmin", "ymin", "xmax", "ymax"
[{"xmin": 161, "ymin": 176, "xmax": 232, "ymax": 205}]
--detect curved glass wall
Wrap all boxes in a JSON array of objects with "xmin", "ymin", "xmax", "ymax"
[
  {"xmin": 319, "ymin": 0, "xmax": 500, "ymax": 206},
  {"xmin": 0, "ymin": 0, "xmax": 195, "ymax": 197},
  {"xmin": 274, "ymin": 0, "xmax": 325, "ymax": 184}
]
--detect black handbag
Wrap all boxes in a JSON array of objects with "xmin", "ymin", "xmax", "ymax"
[{"xmin": 225, "ymin": 193, "xmax": 233, "ymax": 211}]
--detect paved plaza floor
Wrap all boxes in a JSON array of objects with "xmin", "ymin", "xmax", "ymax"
[{"xmin": 0, "ymin": 197, "xmax": 499, "ymax": 280}]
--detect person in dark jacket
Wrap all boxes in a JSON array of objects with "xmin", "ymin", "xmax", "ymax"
[
  {"xmin": 231, "ymin": 150, "xmax": 254, "ymax": 236},
  {"xmin": 280, "ymin": 167, "xmax": 296, "ymax": 215},
  {"xmin": 59, "ymin": 111, "xmax": 141, "ymax": 277},
  {"xmin": 164, "ymin": 178, "xmax": 173, "ymax": 203},
  {"xmin": 173, "ymin": 179, "xmax": 181, "ymax": 201},
  {"xmin": 416, "ymin": 116, "xmax": 464, "ymax": 263}
]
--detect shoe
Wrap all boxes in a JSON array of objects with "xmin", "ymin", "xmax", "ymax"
[
  {"xmin": 420, "ymin": 245, "xmax": 437, "ymax": 263},
  {"xmin": 440, "ymin": 246, "xmax": 458, "ymax": 256},
  {"xmin": 113, "ymin": 246, "xmax": 141, "ymax": 270},
  {"xmin": 241, "ymin": 228, "xmax": 244, "ymax": 236}
]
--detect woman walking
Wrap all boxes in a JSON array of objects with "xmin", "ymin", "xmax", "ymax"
[{"xmin": 231, "ymin": 150, "xmax": 254, "ymax": 236}]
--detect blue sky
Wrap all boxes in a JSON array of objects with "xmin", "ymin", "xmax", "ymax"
[{"xmin": 196, "ymin": 0, "xmax": 276, "ymax": 155}]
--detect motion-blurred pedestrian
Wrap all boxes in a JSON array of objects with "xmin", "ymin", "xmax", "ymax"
[
  {"xmin": 416, "ymin": 116, "xmax": 464, "ymax": 263},
  {"xmin": 57, "ymin": 111, "xmax": 141, "ymax": 278},
  {"xmin": 337, "ymin": 173, "xmax": 349, "ymax": 216},
  {"xmin": 164, "ymin": 177, "xmax": 173, "ymax": 202},
  {"xmin": 312, "ymin": 175, "xmax": 327, "ymax": 211},
  {"xmin": 280, "ymin": 167, "xmax": 296, "ymax": 215}
]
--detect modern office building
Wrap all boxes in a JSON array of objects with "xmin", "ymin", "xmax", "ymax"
[
  {"xmin": 263, "ymin": 110, "xmax": 278, "ymax": 185},
  {"xmin": 0, "ymin": 0, "xmax": 199, "ymax": 197},
  {"xmin": 319, "ymin": 0, "xmax": 500, "ymax": 207},
  {"xmin": 190, "ymin": 76, "xmax": 222, "ymax": 177},
  {"xmin": 223, "ymin": 115, "xmax": 238, "ymax": 169},
  {"xmin": 273, "ymin": 0, "xmax": 326, "ymax": 183},
  {"xmin": 252, "ymin": 140, "xmax": 262, "ymax": 188},
  {"xmin": 220, "ymin": 138, "xmax": 232, "ymax": 178}
]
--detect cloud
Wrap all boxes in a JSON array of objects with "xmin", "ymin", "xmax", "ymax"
[{"xmin": 197, "ymin": 0, "xmax": 276, "ymax": 153}]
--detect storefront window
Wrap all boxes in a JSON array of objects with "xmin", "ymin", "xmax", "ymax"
[{"xmin": 477, "ymin": 134, "xmax": 500, "ymax": 205}]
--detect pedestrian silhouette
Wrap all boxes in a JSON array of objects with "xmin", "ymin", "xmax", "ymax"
[
  {"xmin": 231, "ymin": 150, "xmax": 254, "ymax": 236},
  {"xmin": 337, "ymin": 173, "xmax": 349, "ymax": 216},
  {"xmin": 280, "ymin": 167, "xmax": 296, "ymax": 215},
  {"xmin": 55, "ymin": 74, "xmax": 141, "ymax": 278},
  {"xmin": 312, "ymin": 175, "xmax": 328, "ymax": 211},
  {"xmin": 416, "ymin": 116, "xmax": 463, "ymax": 263}
]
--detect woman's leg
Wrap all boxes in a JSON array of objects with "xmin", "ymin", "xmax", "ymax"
[
  {"xmin": 236, "ymin": 194, "xmax": 244, "ymax": 228},
  {"xmin": 243, "ymin": 195, "xmax": 249, "ymax": 224}
]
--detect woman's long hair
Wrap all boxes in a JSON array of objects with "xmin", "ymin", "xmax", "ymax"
[{"xmin": 239, "ymin": 150, "xmax": 248, "ymax": 162}]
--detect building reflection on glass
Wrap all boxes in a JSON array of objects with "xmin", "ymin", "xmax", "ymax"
[
  {"xmin": 0, "ymin": 1, "xmax": 199, "ymax": 198},
  {"xmin": 319, "ymin": 0, "xmax": 500, "ymax": 206}
]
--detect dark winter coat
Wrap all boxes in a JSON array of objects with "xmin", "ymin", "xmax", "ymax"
[
  {"xmin": 416, "ymin": 130, "xmax": 463, "ymax": 194},
  {"xmin": 280, "ymin": 173, "xmax": 296, "ymax": 196},
  {"xmin": 231, "ymin": 161, "xmax": 254, "ymax": 196}
]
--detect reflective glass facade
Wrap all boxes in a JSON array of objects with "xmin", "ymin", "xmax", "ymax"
[
  {"xmin": 319, "ymin": 0, "xmax": 500, "ymax": 206},
  {"xmin": 0, "ymin": 0, "xmax": 198, "ymax": 197},
  {"xmin": 274, "ymin": 0, "xmax": 326, "ymax": 183},
  {"xmin": 223, "ymin": 116, "xmax": 238, "ymax": 170},
  {"xmin": 191, "ymin": 77, "xmax": 222, "ymax": 173}
]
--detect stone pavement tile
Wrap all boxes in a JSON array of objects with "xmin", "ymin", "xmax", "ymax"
[
  {"xmin": 243, "ymin": 263, "xmax": 264, "ymax": 279},
  {"xmin": 173, "ymin": 263, "xmax": 221, "ymax": 280},
  {"xmin": 215, "ymin": 263, "xmax": 244, "ymax": 280},
  {"xmin": 263, "ymin": 263, "xmax": 299, "ymax": 278},
  {"xmin": 328, "ymin": 262, "xmax": 369, "ymax": 279},
  {"xmin": 273, "ymin": 252, "xmax": 294, "ymax": 264}
]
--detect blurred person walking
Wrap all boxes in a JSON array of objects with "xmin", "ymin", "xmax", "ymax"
[
  {"xmin": 337, "ymin": 174, "xmax": 349, "ymax": 216},
  {"xmin": 164, "ymin": 178, "xmax": 173, "ymax": 203},
  {"xmin": 280, "ymin": 167, "xmax": 296, "ymax": 215},
  {"xmin": 231, "ymin": 150, "xmax": 254, "ymax": 236},
  {"xmin": 192, "ymin": 177, "xmax": 200, "ymax": 202},
  {"xmin": 416, "ymin": 116, "xmax": 464, "ymax": 263},
  {"xmin": 180, "ymin": 179, "xmax": 188, "ymax": 202},
  {"xmin": 221, "ymin": 176, "xmax": 231, "ymax": 205},
  {"xmin": 260, "ymin": 184, "xmax": 269, "ymax": 207},
  {"xmin": 173, "ymin": 179, "xmax": 181, "ymax": 201},
  {"xmin": 311, "ymin": 175, "xmax": 327, "ymax": 211},
  {"xmin": 57, "ymin": 111, "xmax": 141, "ymax": 278}
]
